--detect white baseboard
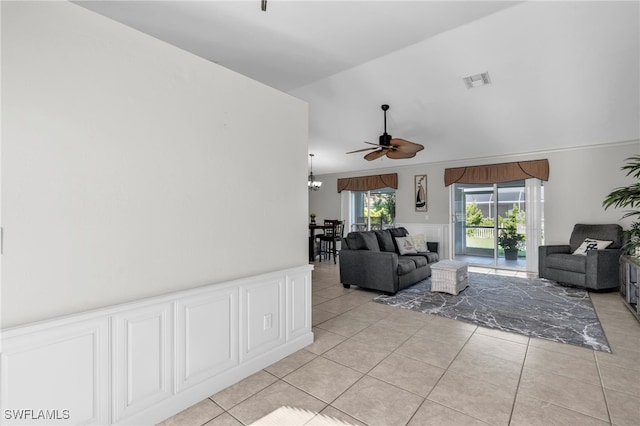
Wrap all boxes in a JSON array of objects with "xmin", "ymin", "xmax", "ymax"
[{"xmin": 1, "ymin": 265, "xmax": 313, "ymax": 425}]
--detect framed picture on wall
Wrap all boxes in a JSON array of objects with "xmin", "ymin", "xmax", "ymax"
[{"xmin": 415, "ymin": 174, "xmax": 427, "ymax": 212}]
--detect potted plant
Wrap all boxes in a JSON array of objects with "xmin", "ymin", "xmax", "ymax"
[
  {"xmin": 498, "ymin": 205, "xmax": 525, "ymax": 260},
  {"xmin": 498, "ymin": 227, "xmax": 525, "ymax": 260},
  {"xmin": 309, "ymin": 213, "xmax": 317, "ymax": 225},
  {"xmin": 603, "ymin": 155, "xmax": 640, "ymax": 257}
]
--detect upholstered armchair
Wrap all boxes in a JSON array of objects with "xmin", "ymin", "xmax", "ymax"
[{"xmin": 538, "ymin": 224, "xmax": 624, "ymax": 291}]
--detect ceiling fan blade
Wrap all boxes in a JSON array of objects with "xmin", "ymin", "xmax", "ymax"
[
  {"xmin": 390, "ymin": 138, "xmax": 425, "ymax": 154},
  {"xmin": 347, "ymin": 147, "xmax": 378, "ymax": 154},
  {"xmin": 364, "ymin": 150, "xmax": 387, "ymax": 161},
  {"xmin": 364, "ymin": 141, "xmax": 381, "ymax": 147},
  {"xmin": 386, "ymin": 150, "xmax": 416, "ymax": 159}
]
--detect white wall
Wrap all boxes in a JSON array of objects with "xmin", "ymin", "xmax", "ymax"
[
  {"xmin": 2, "ymin": 1, "xmax": 309, "ymax": 328},
  {"xmin": 310, "ymin": 141, "xmax": 639, "ymax": 246}
]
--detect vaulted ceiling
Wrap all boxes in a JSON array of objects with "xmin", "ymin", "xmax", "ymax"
[{"xmin": 77, "ymin": 1, "xmax": 639, "ymax": 175}]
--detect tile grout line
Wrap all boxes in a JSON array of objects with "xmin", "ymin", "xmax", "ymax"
[
  {"xmin": 516, "ymin": 345, "xmax": 616, "ymax": 424},
  {"xmin": 299, "ymin": 303, "xmax": 438, "ymax": 425},
  {"xmin": 506, "ymin": 338, "xmax": 531, "ymax": 425},
  {"xmin": 209, "ymin": 370, "xmax": 284, "ymax": 425},
  {"xmin": 594, "ymin": 348, "xmax": 615, "ymax": 425},
  {"xmin": 274, "ymin": 298, "xmax": 397, "ymax": 425},
  {"xmin": 405, "ymin": 327, "xmax": 486, "ymax": 425}
]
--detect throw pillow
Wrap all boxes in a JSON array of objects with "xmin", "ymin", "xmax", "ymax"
[
  {"xmin": 389, "ymin": 227, "xmax": 409, "ymax": 252},
  {"xmin": 395, "ymin": 236, "xmax": 418, "ymax": 255},
  {"xmin": 572, "ymin": 238, "xmax": 613, "ymax": 255},
  {"xmin": 412, "ymin": 234, "xmax": 429, "ymax": 252}
]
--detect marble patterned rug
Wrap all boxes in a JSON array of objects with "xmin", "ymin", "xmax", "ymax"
[{"xmin": 374, "ymin": 272, "xmax": 610, "ymax": 352}]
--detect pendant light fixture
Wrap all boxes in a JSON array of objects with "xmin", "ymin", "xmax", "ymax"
[{"xmin": 308, "ymin": 154, "xmax": 322, "ymax": 191}]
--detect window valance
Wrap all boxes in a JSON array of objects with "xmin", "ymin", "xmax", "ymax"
[
  {"xmin": 444, "ymin": 159, "xmax": 549, "ymax": 186},
  {"xmin": 337, "ymin": 173, "xmax": 398, "ymax": 193}
]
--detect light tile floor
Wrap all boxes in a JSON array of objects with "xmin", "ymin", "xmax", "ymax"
[{"xmin": 158, "ymin": 262, "xmax": 640, "ymax": 426}]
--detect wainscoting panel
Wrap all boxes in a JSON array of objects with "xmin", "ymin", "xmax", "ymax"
[
  {"xmin": 176, "ymin": 287, "xmax": 239, "ymax": 393},
  {"xmin": 112, "ymin": 302, "xmax": 173, "ymax": 422},
  {"xmin": 241, "ymin": 278, "xmax": 285, "ymax": 362},
  {"xmin": 1, "ymin": 265, "xmax": 313, "ymax": 425},
  {"xmin": 1, "ymin": 317, "xmax": 110, "ymax": 424},
  {"xmin": 286, "ymin": 270, "xmax": 311, "ymax": 341}
]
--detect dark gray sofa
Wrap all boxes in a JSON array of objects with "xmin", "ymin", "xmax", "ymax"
[
  {"xmin": 538, "ymin": 223, "xmax": 623, "ymax": 291},
  {"xmin": 339, "ymin": 227, "xmax": 439, "ymax": 294}
]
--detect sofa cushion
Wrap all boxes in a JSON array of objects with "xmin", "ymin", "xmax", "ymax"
[
  {"xmin": 343, "ymin": 233, "xmax": 356, "ymax": 249},
  {"xmin": 546, "ymin": 253, "xmax": 586, "ymax": 273},
  {"xmin": 569, "ymin": 224, "xmax": 623, "ymax": 251},
  {"xmin": 403, "ymin": 255, "xmax": 428, "ymax": 268},
  {"xmin": 397, "ymin": 258, "xmax": 417, "ymax": 275},
  {"xmin": 388, "ymin": 227, "xmax": 409, "ymax": 238},
  {"xmin": 355, "ymin": 232, "xmax": 380, "ymax": 251},
  {"xmin": 412, "ymin": 252, "xmax": 439, "ymax": 263},
  {"xmin": 374, "ymin": 230, "xmax": 396, "ymax": 252}
]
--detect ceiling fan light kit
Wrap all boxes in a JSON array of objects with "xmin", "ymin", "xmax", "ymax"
[{"xmin": 347, "ymin": 104, "xmax": 424, "ymax": 161}]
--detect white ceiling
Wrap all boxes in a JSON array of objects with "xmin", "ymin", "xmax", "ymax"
[{"xmin": 76, "ymin": 1, "xmax": 639, "ymax": 175}]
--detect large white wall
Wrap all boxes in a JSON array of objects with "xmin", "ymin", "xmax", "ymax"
[
  {"xmin": 310, "ymin": 141, "xmax": 639, "ymax": 248},
  {"xmin": 2, "ymin": 1, "xmax": 309, "ymax": 328}
]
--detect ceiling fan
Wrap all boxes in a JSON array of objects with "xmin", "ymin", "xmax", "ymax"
[{"xmin": 347, "ymin": 104, "xmax": 424, "ymax": 161}]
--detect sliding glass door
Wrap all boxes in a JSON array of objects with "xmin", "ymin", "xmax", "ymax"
[{"xmin": 452, "ymin": 179, "xmax": 542, "ymax": 270}]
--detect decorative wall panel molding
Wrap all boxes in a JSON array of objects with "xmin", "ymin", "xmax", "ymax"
[
  {"xmin": 176, "ymin": 288, "xmax": 239, "ymax": 393},
  {"xmin": 1, "ymin": 317, "xmax": 110, "ymax": 424},
  {"xmin": 112, "ymin": 302, "xmax": 173, "ymax": 422},
  {"xmin": 0, "ymin": 265, "xmax": 313, "ymax": 425},
  {"xmin": 241, "ymin": 278, "xmax": 285, "ymax": 362},
  {"xmin": 286, "ymin": 271, "xmax": 312, "ymax": 341}
]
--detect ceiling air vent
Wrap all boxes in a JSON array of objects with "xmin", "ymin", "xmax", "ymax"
[{"xmin": 463, "ymin": 72, "xmax": 491, "ymax": 89}]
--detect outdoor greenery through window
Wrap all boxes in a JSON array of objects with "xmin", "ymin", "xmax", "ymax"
[
  {"xmin": 453, "ymin": 180, "xmax": 538, "ymax": 269},
  {"xmin": 465, "ymin": 201, "xmax": 526, "ymax": 256},
  {"xmin": 350, "ymin": 188, "xmax": 396, "ymax": 232}
]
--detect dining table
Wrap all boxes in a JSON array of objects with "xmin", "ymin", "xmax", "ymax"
[{"xmin": 308, "ymin": 224, "xmax": 330, "ymax": 261}]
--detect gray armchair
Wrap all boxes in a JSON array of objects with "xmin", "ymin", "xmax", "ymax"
[{"xmin": 538, "ymin": 224, "xmax": 623, "ymax": 291}]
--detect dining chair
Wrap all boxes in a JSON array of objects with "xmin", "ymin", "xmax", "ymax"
[
  {"xmin": 317, "ymin": 220, "xmax": 344, "ymax": 263},
  {"xmin": 370, "ymin": 216, "xmax": 384, "ymax": 230}
]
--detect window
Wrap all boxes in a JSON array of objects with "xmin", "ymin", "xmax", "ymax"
[{"xmin": 349, "ymin": 188, "xmax": 396, "ymax": 232}]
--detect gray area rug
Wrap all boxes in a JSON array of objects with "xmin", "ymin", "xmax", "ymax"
[{"xmin": 374, "ymin": 272, "xmax": 610, "ymax": 352}]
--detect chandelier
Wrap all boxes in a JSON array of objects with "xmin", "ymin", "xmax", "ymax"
[{"xmin": 308, "ymin": 154, "xmax": 322, "ymax": 191}]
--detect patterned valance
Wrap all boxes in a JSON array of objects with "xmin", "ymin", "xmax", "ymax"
[
  {"xmin": 337, "ymin": 173, "xmax": 398, "ymax": 193},
  {"xmin": 444, "ymin": 159, "xmax": 549, "ymax": 186}
]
